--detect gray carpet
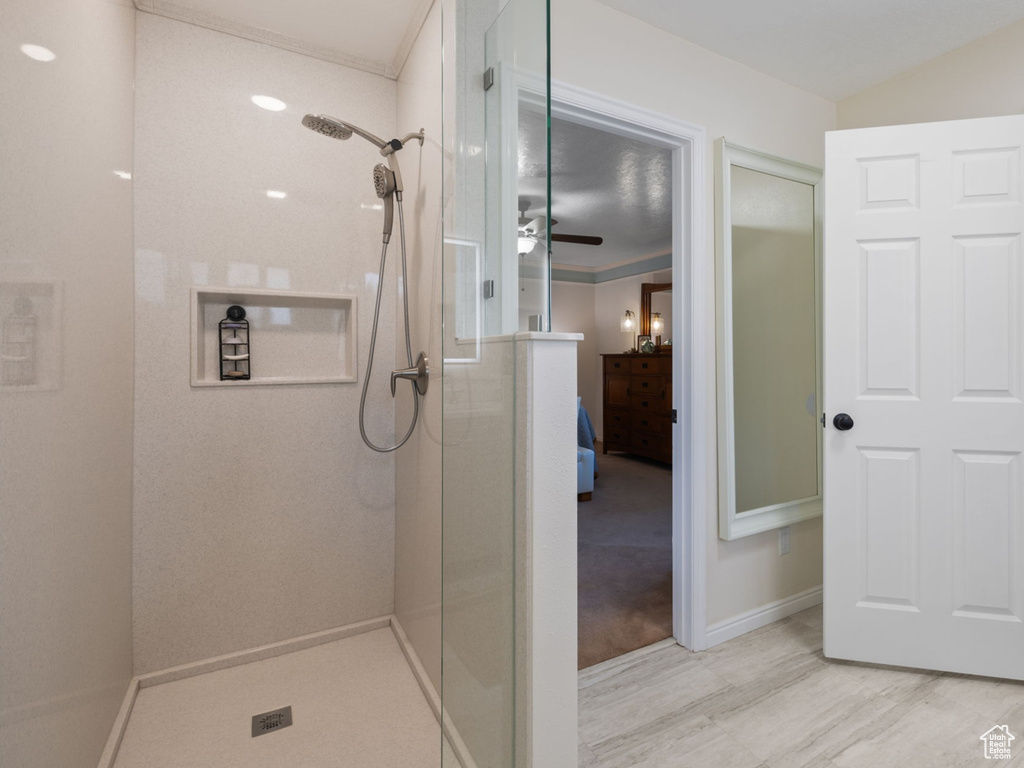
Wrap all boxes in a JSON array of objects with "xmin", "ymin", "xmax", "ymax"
[{"xmin": 578, "ymin": 443, "xmax": 673, "ymax": 669}]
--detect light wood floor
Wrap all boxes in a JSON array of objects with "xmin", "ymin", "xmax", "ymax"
[{"xmin": 578, "ymin": 605, "xmax": 1024, "ymax": 767}]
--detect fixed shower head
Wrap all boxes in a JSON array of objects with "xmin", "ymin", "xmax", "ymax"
[
  {"xmin": 301, "ymin": 114, "xmax": 352, "ymax": 140},
  {"xmin": 301, "ymin": 114, "xmax": 388, "ymax": 150}
]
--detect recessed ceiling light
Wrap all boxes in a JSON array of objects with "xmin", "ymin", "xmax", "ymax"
[
  {"xmin": 266, "ymin": 190, "xmax": 287, "ymax": 199},
  {"xmin": 21, "ymin": 44, "xmax": 56, "ymax": 62},
  {"xmin": 114, "ymin": 170, "xmax": 132, "ymax": 180},
  {"xmin": 251, "ymin": 95, "xmax": 286, "ymax": 112}
]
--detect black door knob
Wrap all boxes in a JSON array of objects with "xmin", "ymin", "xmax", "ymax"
[{"xmin": 833, "ymin": 413, "xmax": 855, "ymax": 431}]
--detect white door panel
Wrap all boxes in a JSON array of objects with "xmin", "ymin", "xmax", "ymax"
[{"xmin": 825, "ymin": 115, "xmax": 1024, "ymax": 680}]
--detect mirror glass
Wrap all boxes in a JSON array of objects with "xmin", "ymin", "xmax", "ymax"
[
  {"xmin": 732, "ymin": 167, "xmax": 817, "ymax": 512},
  {"xmin": 716, "ymin": 140, "xmax": 822, "ymax": 539},
  {"xmin": 650, "ymin": 289, "xmax": 671, "ymax": 343}
]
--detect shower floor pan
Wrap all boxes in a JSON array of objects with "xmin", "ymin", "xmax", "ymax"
[{"xmin": 112, "ymin": 625, "xmax": 454, "ymax": 767}]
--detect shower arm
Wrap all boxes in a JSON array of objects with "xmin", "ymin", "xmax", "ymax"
[{"xmin": 379, "ymin": 129, "xmax": 425, "ymax": 198}]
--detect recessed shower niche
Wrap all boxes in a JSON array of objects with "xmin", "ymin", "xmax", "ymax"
[
  {"xmin": 0, "ymin": 281, "xmax": 62, "ymax": 391},
  {"xmin": 191, "ymin": 288, "xmax": 356, "ymax": 387}
]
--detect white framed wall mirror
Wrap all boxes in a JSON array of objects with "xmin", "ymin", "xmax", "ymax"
[{"xmin": 715, "ymin": 139, "xmax": 823, "ymax": 540}]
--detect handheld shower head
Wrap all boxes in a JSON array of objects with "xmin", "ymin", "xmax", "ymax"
[
  {"xmin": 301, "ymin": 114, "xmax": 388, "ymax": 150},
  {"xmin": 374, "ymin": 164, "xmax": 396, "ymax": 243},
  {"xmin": 373, "ymin": 164, "xmax": 396, "ymax": 199}
]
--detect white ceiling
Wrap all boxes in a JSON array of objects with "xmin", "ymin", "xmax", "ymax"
[
  {"xmin": 594, "ymin": 0, "xmax": 1024, "ymax": 101},
  {"xmin": 143, "ymin": 0, "xmax": 1024, "ymax": 98},
  {"xmin": 135, "ymin": 0, "xmax": 432, "ymax": 77},
  {"xmin": 519, "ymin": 113, "xmax": 673, "ymax": 269}
]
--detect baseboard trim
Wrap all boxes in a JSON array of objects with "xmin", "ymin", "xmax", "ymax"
[
  {"xmin": 95, "ymin": 678, "xmax": 139, "ymax": 768},
  {"xmin": 390, "ymin": 616, "xmax": 479, "ymax": 768},
  {"xmin": 137, "ymin": 615, "xmax": 390, "ymax": 689},
  {"xmin": 705, "ymin": 585, "xmax": 822, "ymax": 649}
]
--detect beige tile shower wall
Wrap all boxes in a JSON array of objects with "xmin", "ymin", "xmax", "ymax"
[
  {"xmin": 553, "ymin": 0, "xmax": 833, "ymax": 627},
  {"xmin": 0, "ymin": 0, "xmax": 135, "ymax": 765},
  {"xmin": 133, "ymin": 13, "xmax": 398, "ymax": 673},
  {"xmin": 394, "ymin": 0, "xmax": 444, "ymax": 693}
]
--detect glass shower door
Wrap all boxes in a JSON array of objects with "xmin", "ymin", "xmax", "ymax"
[{"xmin": 440, "ymin": 0, "xmax": 549, "ymax": 764}]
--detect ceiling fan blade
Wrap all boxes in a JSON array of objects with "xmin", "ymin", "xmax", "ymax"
[
  {"xmin": 552, "ymin": 234, "xmax": 603, "ymax": 246},
  {"xmin": 525, "ymin": 216, "xmax": 547, "ymax": 234}
]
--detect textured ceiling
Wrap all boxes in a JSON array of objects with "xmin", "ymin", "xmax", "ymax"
[
  {"xmin": 593, "ymin": 0, "xmax": 1024, "ymax": 101},
  {"xmin": 519, "ymin": 113, "xmax": 673, "ymax": 269}
]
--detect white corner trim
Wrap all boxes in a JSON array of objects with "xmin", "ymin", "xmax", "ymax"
[
  {"xmin": 134, "ymin": 0, "xmax": 397, "ymax": 79},
  {"xmin": 705, "ymin": 586, "xmax": 823, "ymax": 649},
  {"xmin": 390, "ymin": 0, "xmax": 437, "ymax": 79},
  {"xmin": 514, "ymin": 331, "xmax": 584, "ymax": 343},
  {"xmin": 390, "ymin": 617, "xmax": 479, "ymax": 768},
  {"xmin": 95, "ymin": 678, "xmax": 139, "ymax": 768}
]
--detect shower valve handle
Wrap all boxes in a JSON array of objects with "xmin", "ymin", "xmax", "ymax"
[{"xmin": 390, "ymin": 352, "xmax": 429, "ymax": 397}]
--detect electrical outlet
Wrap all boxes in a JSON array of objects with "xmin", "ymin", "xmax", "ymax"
[{"xmin": 779, "ymin": 526, "xmax": 791, "ymax": 556}]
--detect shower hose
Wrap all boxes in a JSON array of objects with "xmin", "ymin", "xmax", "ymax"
[{"xmin": 359, "ymin": 197, "xmax": 419, "ymax": 452}]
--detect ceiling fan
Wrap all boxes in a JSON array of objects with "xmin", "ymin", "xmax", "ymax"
[{"xmin": 518, "ymin": 198, "xmax": 604, "ymax": 255}]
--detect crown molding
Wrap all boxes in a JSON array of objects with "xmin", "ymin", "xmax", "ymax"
[
  {"xmin": 390, "ymin": 0, "xmax": 436, "ymax": 79},
  {"xmin": 552, "ymin": 248, "xmax": 672, "ymax": 283},
  {"xmin": 134, "ymin": 0, "xmax": 399, "ymax": 79}
]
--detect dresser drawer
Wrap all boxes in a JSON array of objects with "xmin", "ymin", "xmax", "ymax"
[
  {"xmin": 631, "ymin": 412, "xmax": 669, "ymax": 436},
  {"xmin": 604, "ymin": 356, "xmax": 630, "ymax": 373},
  {"xmin": 630, "ymin": 432, "xmax": 669, "ymax": 458},
  {"xmin": 604, "ymin": 425, "xmax": 630, "ymax": 447},
  {"xmin": 630, "ymin": 356, "xmax": 669, "ymax": 375},
  {"xmin": 630, "ymin": 392, "xmax": 668, "ymax": 414},
  {"xmin": 631, "ymin": 375, "xmax": 665, "ymax": 397},
  {"xmin": 606, "ymin": 408, "xmax": 630, "ymax": 431}
]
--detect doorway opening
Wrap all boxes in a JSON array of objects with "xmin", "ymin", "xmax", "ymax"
[{"xmin": 544, "ymin": 81, "xmax": 709, "ymax": 666}]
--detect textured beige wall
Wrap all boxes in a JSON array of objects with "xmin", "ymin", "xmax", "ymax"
[
  {"xmin": 550, "ymin": 280, "xmax": 598, "ymax": 413},
  {"xmin": 838, "ymin": 19, "xmax": 1024, "ymax": 130},
  {"xmin": 553, "ymin": 0, "xmax": 833, "ymax": 626},
  {"xmin": 132, "ymin": 13, "xmax": 397, "ymax": 673},
  {"xmin": 0, "ymin": 0, "xmax": 136, "ymax": 764},
  {"xmin": 394, "ymin": 0, "xmax": 444, "ymax": 693}
]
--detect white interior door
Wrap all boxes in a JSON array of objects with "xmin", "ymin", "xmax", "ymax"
[{"xmin": 824, "ymin": 114, "xmax": 1024, "ymax": 680}]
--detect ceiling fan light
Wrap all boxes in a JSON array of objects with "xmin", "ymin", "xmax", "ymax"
[{"xmin": 518, "ymin": 236, "xmax": 536, "ymax": 254}]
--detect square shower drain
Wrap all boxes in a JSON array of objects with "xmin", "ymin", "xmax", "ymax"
[{"xmin": 251, "ymin": 705, "xmax": 293, "ymax": 737}]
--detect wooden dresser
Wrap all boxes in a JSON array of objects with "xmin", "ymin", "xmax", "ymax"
[{"xmin": 601, "ymin": 352, "xmax": 672, "ymax": 464}]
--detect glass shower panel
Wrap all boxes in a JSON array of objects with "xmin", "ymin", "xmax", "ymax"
[
  {"xmin": 441, "ymin": 0, "xmax": 549, "ymax": 765},
  {"xmin": 482, "ymin": 0, "xmax": 552, "ymax": 335}
]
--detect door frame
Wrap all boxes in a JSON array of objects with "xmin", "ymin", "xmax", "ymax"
[{"xmin": 548, "ymin": 79, "xmax": 709, "ymax": 651}]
